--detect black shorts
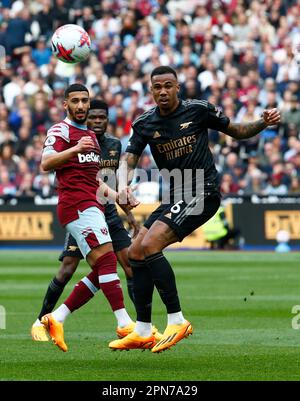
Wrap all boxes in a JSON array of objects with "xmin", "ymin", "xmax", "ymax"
[
  {"xmin": 58, "ymin": 219, "xmax": 132, "ymax": 261},
  {"xmin": 144, "ymin": 192, "xmax": 221, "ymax": 242}
]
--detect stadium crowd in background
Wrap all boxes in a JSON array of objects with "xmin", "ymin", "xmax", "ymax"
[{"xmin": 0, "ymin": 0, "xmax": 300, "ymax": 200}]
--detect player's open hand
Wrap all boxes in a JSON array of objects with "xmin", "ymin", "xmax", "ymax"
[
  {"xmin": 262, "ymin": 108, "xmax": 281, "ymax": 126},
  {"xmin": 75, "ymin": 136, "xmax": 95, "ymax": 153}
]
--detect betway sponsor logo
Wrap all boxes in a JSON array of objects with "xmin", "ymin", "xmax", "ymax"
[{"xmin": 78, "ymin": 152, "xmax": 100, "ymax": 163}]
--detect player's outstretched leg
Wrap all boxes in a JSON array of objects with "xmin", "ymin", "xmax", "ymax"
[
  {"xmin": 151, "ymin": 320, "xmax": 193, "ymax": 353},
  {"xmin": 41, "ymin": 269, "xmax": 100, "ymax": 351},
  {"xmin": 115, "ymin": 248, "xmax": 163, "ymax": 342},
  {"xmin": 145, "ymin": 251, "xmax": 193, "ymax": 352}
]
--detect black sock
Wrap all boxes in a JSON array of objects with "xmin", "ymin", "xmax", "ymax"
[
  {"xmin": 38, "ymin": 277, "xmax": 66, "ymax": 321},
  {"xmin": 145, "ymin": 252, "xmax": 181, "ymax": 314},
  {"xmin": 129, "ymin": 259, "xmax": 154, "ymax": 323},
  {"xmin": 126, "ymin": 277, "xmax": 135, "ymax": 305}
]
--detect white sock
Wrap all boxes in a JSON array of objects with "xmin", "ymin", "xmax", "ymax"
[
  {"xmin": 52, "ymin": 304, "xmax": 71, "ymax": 323},
  {"xmin": 135, "ymin": 321, "xmax": 152, "ymax": 338},
  {"xmin": 114, "ymin": 308, "xmax": 132, "ymax": 327},
  {"xmin": 33, "ymin": 319, "xmax": 43, "ymax": 327},
  {"xmin": 167, "ymin": 311, "xmax": 185, "ymax": 325}
]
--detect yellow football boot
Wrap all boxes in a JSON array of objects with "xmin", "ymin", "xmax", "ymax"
[
  {"xmin": 116, "ymin": 322, "xmax": 163, "ymax": 342},
  {"xmin": 151, "ymin": 320, "xmax": 193, "ymax": 353},
  {"xmin": 109, "ymin": 331, "xmax": 156, "ymax": 350},
  {"xmin": 116, "ymin": 322, "xmax": 136, "ymax": 338},
  {"xmin": 31, "ymin": 324, "xmax": 49, "ymax": 341}
]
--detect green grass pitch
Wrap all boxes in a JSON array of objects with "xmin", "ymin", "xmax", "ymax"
[{"xmin": 0, "ymin": 250, "xmax": 300, "ymax": 381}]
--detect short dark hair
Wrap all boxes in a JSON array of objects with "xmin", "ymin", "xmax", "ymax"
[
  {"xmin": 64, "ymin": 83, "xmax": 89, "ymax": 98},
  {"xmin": 151, "ymin": 66, "xmax": 177, "ymax": 80},
  {"xmin": 89, "ymin": 99, "xmax": 108, "ymax": 113}
]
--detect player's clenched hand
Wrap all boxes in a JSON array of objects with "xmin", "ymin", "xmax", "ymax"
[
  {"xmin": 118, "ymin": 186, "xmax": 140, "ymax": 209},
  {"xmin": 74, "ymin": 136, "xmax": 95, "ymax": 153},
  {"xmin": 262, "ymin": 108, "xmax": 281, "ymax": 126},
  {"xmin": 125, "ymin": 186, "xmax": 140, "ymax": 209}
]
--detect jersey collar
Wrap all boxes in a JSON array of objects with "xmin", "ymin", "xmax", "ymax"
[
  {"xmin": 96, "ymin": 132, "xmax": 106, "ymax": 143},
  {"xmin": 64, "ymin": 117, "xmax": 87, "ymax": 130}
]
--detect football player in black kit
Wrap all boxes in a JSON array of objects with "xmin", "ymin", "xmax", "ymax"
[
  {"xmin": 109, "ymin": 66, "xmax": 281, "ymax": 353},
  {"xmin": 31, "ymin": 100, "xmax": 163, "ymax": 342}
]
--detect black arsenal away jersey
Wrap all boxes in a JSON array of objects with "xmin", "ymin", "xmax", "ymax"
[
  {"xmin": 126, "ymin": 99, "xmax": 230, "ymax": 195},
  {"xmin": 97, "ymin": 133, "xmax": 122, "ymax": 223}
]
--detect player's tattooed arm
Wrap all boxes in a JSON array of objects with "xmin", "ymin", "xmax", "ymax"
[
  {"xmin": 223, "ymin": 108, "xmax": 281, "ymax": 140},
  {"xmin": 224, "ymin": 119, "xmax": 267, "ymax": 140}
]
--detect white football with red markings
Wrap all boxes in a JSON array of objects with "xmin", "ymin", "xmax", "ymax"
[{"xmin": 51, "ymin": 24, "xmax": 91, "ymax": 64}]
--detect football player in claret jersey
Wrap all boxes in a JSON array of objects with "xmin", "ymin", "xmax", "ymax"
[
  {"xmin": 31, "ymin": 99, "xmax": 162, "ymax": 344},
  {"xmin": 36, "ymin": 84, "xmax": 139, "ymax": 352},
  {"xmin": 109, "ymin": 66, "xmax": 281, "ymax": 353}
]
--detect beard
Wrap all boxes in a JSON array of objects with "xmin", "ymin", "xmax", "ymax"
[{"xmin": 68, "ymin": 107, "xmax": 88, "ymax": 124}]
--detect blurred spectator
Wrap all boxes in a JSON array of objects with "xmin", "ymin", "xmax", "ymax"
[
  {"xmin": 31, "ymin": 36, "xmax": 52, "ymax": 66},
  {"xmin": 3, "ymin": 75, "xmax": 25, "ymax": 108},
  {"xmin": 0, "ymin": 166, "xmax": 17, "ymax": 196},
  {"xmin": 263, "ymin": 173, "xmax": 288, "ymax": 195},
  {"xmin": 243, "ymin": 168, "xmax": 267, "ymax": 195},
  {"xmin": 92, "ymin": 10, "xmax": 120, "ymax": 41},
  {"xmin": 221, "ymin": 173, "xmax": 241, "ymax": 195},
  {"xmin": 0, "ymin": 141, "xmax": 19, "ymax": 176},
  {"xmin": 259, "ymin": 55, "xmax": 279, "ymax": 81},
  {"xmin": 33, "ymin": 170, "xmax": 56, "ymax": 198},
  {"xmin": 31, "ymin": 96, "xmax": 49, "ymax": 134},
  {"xmin": 5, "ymin": 2, "xmax": 31, "ymax": 56},
  {"xmin": 291, "ymin": 153, "xmax": 300, "ymax": 177},
  {"xmin": 74, "ymin": 6, "xmax": 95, "ymax": 33},
  {"xmin": 16, "ymin": 171, "xmax": 35, "ymax": 197},
  {"xmin": 52, "ymin": 0, "xmax": 70, "ymax": 30},
  {"xmin": 282, "ymin": 95, "xmax": 300, "ymax": 132},
  {"xmin": 35, "ymin": 0, "xmax": 54, "ymax": 39},
  {"xmin": 284, "ymin": 137, "xmax": 300, "ymax": 162},
  {"xmin": 15, "ymin": 125, "xmax": 31, "ymax": 155},
  {"xmin": 135, "ymin": 25, "xmax": 155, "ymax": 64}
]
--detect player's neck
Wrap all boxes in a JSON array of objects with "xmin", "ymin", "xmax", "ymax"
[
  {"xmin": 158, "ymin": 99, "xmax": 180, "ymax": 116},
  {"xmin": 96, "ymin": 133, "xmax": 105, "ymax": 142},
  {"xmin": 64, "ymin": 117, "xmax": 87, "ymax": 130}
]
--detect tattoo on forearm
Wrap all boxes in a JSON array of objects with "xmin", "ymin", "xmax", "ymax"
[{"xmin": 225, "ymin": 119, "xmax": 267, "ymax": 140}]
